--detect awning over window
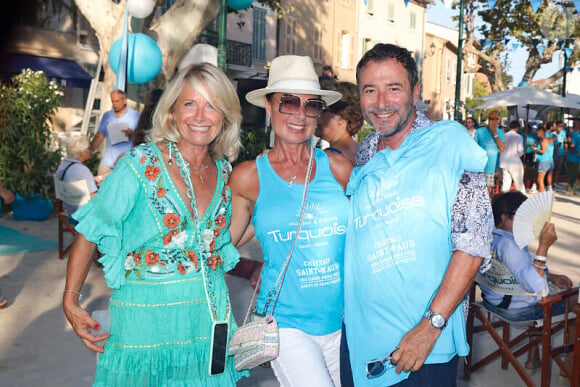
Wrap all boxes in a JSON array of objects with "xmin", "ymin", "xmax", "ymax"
[{"xmin": 0, "ymin": 54, "xmax": 92, "ymax": 89}]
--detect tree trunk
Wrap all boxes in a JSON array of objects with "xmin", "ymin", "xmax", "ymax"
[
  {"xmin": 74, "ymin": 0, "xmax": 218, "ymax": 106},
  {"xmin": 150, "ymin": 0, "xmax": 220, "ymax": 83}
]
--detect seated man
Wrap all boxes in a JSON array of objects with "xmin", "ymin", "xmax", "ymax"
[
  {"xmin": 480, "ymin": 191, "xmax": 574, "ymax": 374},
  {"xmin": 55, "ymin": 135, "xmax": 98, "ymax": 218}
]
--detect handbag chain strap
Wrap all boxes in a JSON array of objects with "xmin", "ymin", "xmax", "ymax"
[{"xmin": 242, "ymin": 146, "xmax": 315, "ymax": 325}]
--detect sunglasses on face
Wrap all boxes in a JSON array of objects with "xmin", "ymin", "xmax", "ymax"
[
  {"xmin": 365, "ymin": 347, "xmax": 398, "ymax": 379},
  {"xmin": 278, "ymin": 94, "xmax": 327, "ymax": 118}
]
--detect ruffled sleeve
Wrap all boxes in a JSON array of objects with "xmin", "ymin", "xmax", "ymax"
[
  {"xmin": 219, "ymin": 243, "xmax": 241, "ymax": 272},
  {"xmin": 73, "ymin": 157, "xmax": 160, "ymax": 289}
]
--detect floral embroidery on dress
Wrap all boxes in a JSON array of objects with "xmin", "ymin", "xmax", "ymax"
[{"xmin": 125, "ymin": 144, "xmax": 231, "ymax": 279}]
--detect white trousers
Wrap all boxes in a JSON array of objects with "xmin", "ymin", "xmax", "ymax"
[
  {"xmin": 271, "ymin": 328, "xmax": 341, "ymax": 387},
  {"xmin": 501, "ymin": 165, "xmax": 526, "ymax": 194}
]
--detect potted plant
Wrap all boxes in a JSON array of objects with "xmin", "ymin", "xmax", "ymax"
[{"xmin": 0, "ymin": 69, "xmax": 63, "ymax": 220}]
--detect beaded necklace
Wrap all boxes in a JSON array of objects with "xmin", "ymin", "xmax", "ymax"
[{"xmin": 167, "ymin": 141, "xmax": 229, "ymax": 322}]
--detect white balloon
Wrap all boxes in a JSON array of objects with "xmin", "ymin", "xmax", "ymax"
[{"xmin": 127, "ymin": 0, "xmax": 156, "ymax": 19}]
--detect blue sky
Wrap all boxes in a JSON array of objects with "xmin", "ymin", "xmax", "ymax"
[{"xmin": 426, "ymin": 1, "xmax": 559, "ymax": 87}]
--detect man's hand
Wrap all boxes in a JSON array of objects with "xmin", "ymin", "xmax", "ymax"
[
  {"xmin": 548, "ymin": 273, "xmax": 573, "ymax": 291},
  {"xmin": 121, "ymin": 128, "xmax": 133, "ymax": 137},
  {"xmin": 391, "ymin": 319, "xmax": 440, "ymax": 374},
  {"xmin": 537, "ymin": 222, "xmax": 557, "ymax": 255}
]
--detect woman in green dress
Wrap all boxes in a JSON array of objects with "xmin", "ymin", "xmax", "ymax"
[{"xmin": 62, "ymin": 63, "xmax": 247, "ymax": 386}]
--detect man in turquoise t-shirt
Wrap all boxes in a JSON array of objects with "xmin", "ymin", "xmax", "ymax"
[
  {"xmin": 474, "ymin": 110, "xmax": 505, "ymax": 196},
  {"xmin": 566, "ymin": 119, "xmax": 580, "ymax": 195},
  {"xmin": 344, "ymin": 43, "xmax": 493, "ymax": 387},
  {"xmin": 552, "ymin": 121, "xmax": 567, "ymax": 185}
]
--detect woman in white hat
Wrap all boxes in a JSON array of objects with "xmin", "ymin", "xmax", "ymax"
[{"xmin": 230, "ymin": 55, "xmax": 352, "ymax": 386}]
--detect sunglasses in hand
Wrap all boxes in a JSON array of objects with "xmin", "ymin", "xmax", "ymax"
[{"xmin": 366, "ymin": 346, "xmax": 399, "ymax": 379}]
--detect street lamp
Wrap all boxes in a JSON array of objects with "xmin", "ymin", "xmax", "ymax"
[
  {"xmin": 561, "ymin": 3, "xmax": 574, "ymax": 98},
  {"xmin": 453, "ymin": 0, "xmax": 465, "ymax": 121},
  {"xmin": 218, "ymin": 0, "xmax": 227, "ymax": 71}
]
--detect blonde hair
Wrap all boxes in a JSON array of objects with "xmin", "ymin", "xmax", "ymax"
[{"xmin": 149, "ymin": 63, "xmax": 242, "ymax": 162}]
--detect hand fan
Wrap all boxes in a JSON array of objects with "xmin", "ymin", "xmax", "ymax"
[{"xmin": 513, "ymin": 191, "xmax": 554, "ymax": 249}]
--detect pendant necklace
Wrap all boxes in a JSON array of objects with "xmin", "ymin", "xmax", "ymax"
[
  {"xmin": 191, "ymin": 163, "xmax": 211, "ymax": 184},
  {"xmin": 168, "ymin": 141, "xmax": 211, "ymax": 183},
  {"xmin": 287, "ymin": 147, "xmax": 312, "ymax": 187}
]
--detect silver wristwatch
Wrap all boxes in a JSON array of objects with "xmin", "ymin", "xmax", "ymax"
[{"xmin": 424, "ymin": 310, "xmax": 447, "ymax": 329}]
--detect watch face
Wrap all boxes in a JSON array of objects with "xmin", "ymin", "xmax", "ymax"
[{"xmin": 432, "ymin": 314, "xmax": 445, "ymax": 328}]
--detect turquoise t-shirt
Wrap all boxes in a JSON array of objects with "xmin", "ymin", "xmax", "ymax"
[
  {"xmin": 567, "ymin": 132, "xmax": 580, "ymax": 164},
  {"xmin": 253, "ymin": 148, "xmax": 349, "ymax": 336},
  {"xmin": 556, "ymin": 130, "xmax": 567, "ymax": 157},
  {"xmin": 344, "ymin": 121, "xmax": 487, "ymax": 386},
  {"xmin": 526, "ymin": 133, "xmax": 537, "ymax": 153},
  {"xmin": 474, "ymin": 126, "xmax": 505, "ymax": 174}
]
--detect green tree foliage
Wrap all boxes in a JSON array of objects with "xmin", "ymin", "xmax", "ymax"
[
  {"xmin": 235, "ymin": 126, "xmax": 270, "ymax": 165},
  {"xmin": 0, "ymin": 70, "xmax": 63, "ymax": 198},
  {"xmin": 459, "ymin": 0, "xmax": 578, "ymax": 91}
]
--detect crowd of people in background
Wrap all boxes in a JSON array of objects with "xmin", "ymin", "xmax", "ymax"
[{"xmin": 461, "ymin": 114, "xmax": 580, "ymax": 197}]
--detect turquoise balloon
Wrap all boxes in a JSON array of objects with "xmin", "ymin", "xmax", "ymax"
[
  {"xmin": 109, "ymin": 33, "xmax": 162, "ymax": 84},
  {"xmin": 227, "ymin": 0, "xmax": 253, "ymax": 10}
]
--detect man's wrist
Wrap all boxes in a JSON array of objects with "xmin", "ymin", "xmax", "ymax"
[
  {"xmin": 534, "ymin": 255, "xmax": 547, "ymax": 262},
  {"xmin": 424, "ymin": 310, "xmax": 447, "ymax": 329}
]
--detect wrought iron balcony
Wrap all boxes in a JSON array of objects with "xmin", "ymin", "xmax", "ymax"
[{"xmin": 196, "ymin": 33, "xmax": 252, "ymax": 67}]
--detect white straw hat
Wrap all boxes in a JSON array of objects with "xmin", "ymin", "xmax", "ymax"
[{"xmin": 246, "ymin": 55, "xmax": 342, "ymax": 108}]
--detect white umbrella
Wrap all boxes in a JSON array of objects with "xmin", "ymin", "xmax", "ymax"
[
  {"xmin": 531, "ymin": 93, "xmax": 580, "ymax": 116},
  {"xmin": 474, "ymin": 85, "xmax": 580, "ymax": 111}
]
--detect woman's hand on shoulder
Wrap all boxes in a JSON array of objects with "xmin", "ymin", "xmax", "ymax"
[
  {"xmin": 326, "ymin": 152, "xmax": 353, "ymax": 192},
  {"xmin": 62, "ymin": 300, "xmax": 110, "ymax": 353}
]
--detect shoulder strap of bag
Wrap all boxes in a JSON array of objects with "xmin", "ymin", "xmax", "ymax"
[
  {"xmin": 242, "ymin": 146, "xmax": 315, "ymax": 324},
  {"xmin": 58, "ymin": 160, "xmax": 78, "ymax": 180}
]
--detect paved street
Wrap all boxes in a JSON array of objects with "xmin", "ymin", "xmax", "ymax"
[{"xmin": 0, "ymin": 187, "xmax": 579, "ymax": 386}]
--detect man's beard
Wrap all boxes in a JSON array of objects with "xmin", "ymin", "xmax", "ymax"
[{"xmin": 365, "ymin": 99, "xmax": 415, "ymax": 138}]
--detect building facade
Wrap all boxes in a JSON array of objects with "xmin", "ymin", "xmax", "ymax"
[{"xmin": 422, "ymin": 21, "xmax": 475, "ymax": 121}]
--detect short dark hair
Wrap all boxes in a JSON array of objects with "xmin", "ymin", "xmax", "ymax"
[
  {"xmin": 323, "ymin": 65, "xmax": 333, "ymax": 73},
  {"xmin": 322, "ymin": 81, "xmax": 364, "ymax": 136},
  {"xmin": 491, "ymin": 191, "xmax": 527, "ymax": 226},
  {"xmin": 356, "ymin": 43, "xmax": 418, "ymax": 90},
  {"xmin": 509, "ymin": 120, "xmax": 520, "ymax": 130}
]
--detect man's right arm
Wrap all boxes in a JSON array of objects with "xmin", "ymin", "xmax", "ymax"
[{"xmin": 90, "ymin": 132, "xmax": 105, "ymax": 154}]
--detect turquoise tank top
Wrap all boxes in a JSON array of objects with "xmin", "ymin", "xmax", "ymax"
[
  {"xmin": 536, "ymin": 133, "xmax": 555, "ymax": 162},
  {"xmin": 253, "ymin": 148, "xmax": 348, "ymax": 335}
]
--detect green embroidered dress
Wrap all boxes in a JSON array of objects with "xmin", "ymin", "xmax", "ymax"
[{"xmin": 74, "ymin": 143, "xmax": 247, "ymax": 386}]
